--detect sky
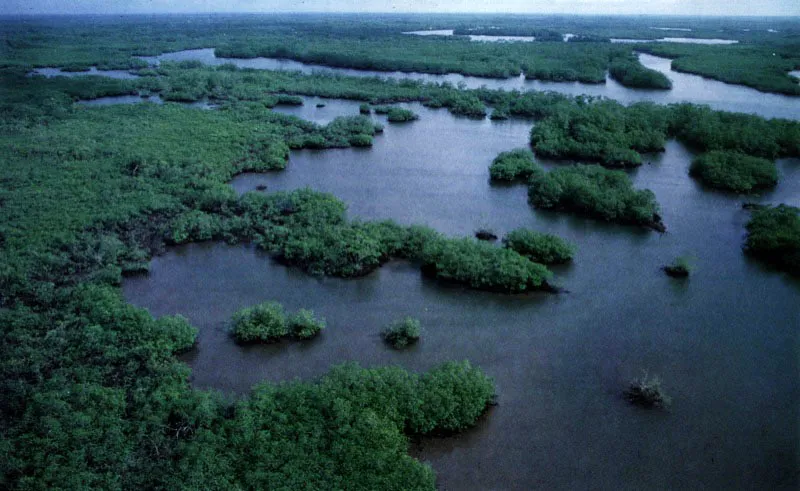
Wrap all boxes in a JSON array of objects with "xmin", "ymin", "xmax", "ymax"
[{"xmin": 3, "ymin": 0, "xmax": 799, "ymax": 16}]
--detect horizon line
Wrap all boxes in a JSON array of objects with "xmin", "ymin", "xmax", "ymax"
[{"xmin": 2, "ymin": 11, "xmax": 798, "ymax": 18}]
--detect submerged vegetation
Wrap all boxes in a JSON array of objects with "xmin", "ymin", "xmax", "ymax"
[
  {"xmin": 383, "ymin": 317, "xmax": 422, "ymax": 349},
  {"xmin": 663, "ymin": 256, "xmax": 693, "ymax": 277},
  {"xmin": 489, "ymin": 148, "xmax": 542, "ymax": 181},
  {"xmin": 624, "ymin": 372, "xmax": 671, "ymax": 409},
  {"xmin": 689, "ymin": 151, "xmax": 778, "ymax": 193},
  {"xmin": 528, "ymin": 165, "xmax": 665, "ymax": 231},
  {"xmin": 744, "ymin": 204, "xmax": 800, "ymax": 275}
]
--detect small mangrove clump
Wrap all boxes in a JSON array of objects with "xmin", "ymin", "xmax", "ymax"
[
  {"xmin": 386, "ymin": 107, "xmax": 419, "ymax": 123},
  {"xmin": 232, "ymin": 301, "xmax": 325, "ymax": 342},
  {"xmin": 528, "ymin": 165, "xmax": 665, "ymax": 232},
  {"xmin": 689, "ymin": 150, "xmax": 778, "ymax": 193},
  {"xmin": 275, "ymin": 94, "xmax": 304, "ymax": 106},
  {"xmin": 232, "ymin": 301, "xmax": 288, "ymax": 343},
  {"xmin": 474, "ymin": 228, "xmax": 498, "ymax": 241},
  {"xmin": 489, "ymin": 148, "xmax": 542, "ymax": 182},
  {"xmin": 744, "ymin": 204, "xmax": 800, "ymax": 275},
  {"xmin": 624, "ymin": 372, "xmax": 671, "ymax": 409},
  {"xmin": 359, "ymin": 103, "xmax": 371, "ymax": 114},
  {"xmin": 316, "ymin": 103, "xmax": 326, "ymax": 108},
  {"xmin": 663, "ymin": 255, "xmax": 693, "ymax": 278},
  {"xmin": 288, "ymin": 309, "xmax": 326, "ymax": 339},
  {"xmin": 383, "ymin": 317, "xmax": 421, "ymax": 349},
  {"xmin": 503, "ymin": 228, "xmax": 576, "ymax": 264},
  {"xmin": 420, "ymin": 237, "xmax": 553, "ymax": 293}
]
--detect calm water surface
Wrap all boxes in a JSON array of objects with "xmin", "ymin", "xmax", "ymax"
[
  {"xmin": 124, "ymin": 102, "xmax": 800, "ymax": 490},
  {"xmin": 141, "ymin": 49, "xmax": 800, "ymax": 119}
]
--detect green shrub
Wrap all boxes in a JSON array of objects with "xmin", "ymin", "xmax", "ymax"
[
  {"xmin": 689, "ymin": 151, "xmax": 778, "ymax": 193},
  {"xmin": 386, "ymin": 107, "xmax": 419, "ymax": 123},
  {"xmin": 489, "ymin": 105, "xmax": 510, "ymax": 120},
  {"xmin": 528, "ymin": 165, "xmax": 664, "ymax": 231},
  {"xmin": 232, "ymin": 301, "xmax": 288, "ymax": 343},
  {"xmin": 275, "ymin": 94, "xmax": 304, "ymax": 106},
  {"xmin": 359, "ymin": 103, "xmax": 371, "ymax": 114},
  {"xmin": 382, "ymin": 317, "xmax": 421, "ymax": 349},
  {"xmin": 744, "ymin": 204, "xmax": 800, "ymax": 275},
  {"xmin": 421, "ymin": 237, "xmax": 553, "ymax": 293},
  {"xmin": 277, "ymin": 223, "xmax": 385, "ymax": 277},
  {"xmin": 288, "ymin": 309, "xmax": 326, "ymax": 339},
  {"xmin": 503, "ymin": 228, "xmax": 575, "ymax": 264},
  {"xmin": 530, "ymin": 101, "xmax": 668, "ymax": 168},
  {"xmin": 348, "ymin": 134, "xmax": 373, "ymax": 147},
  {"xmin": 410, "ymin": 361, "xmax": 496, "ymax": 434},
  {"xmin": 489, "ymin": 149, "xmax": 542, "ymax": 182},
  {"xmin": 608, "ymin": 56, "xmax": 672, "ymax": 90}
]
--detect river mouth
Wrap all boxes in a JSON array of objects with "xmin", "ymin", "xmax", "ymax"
[{"xmin": 123, "ymin": 97, "xmax": 800, "ymax": 489}]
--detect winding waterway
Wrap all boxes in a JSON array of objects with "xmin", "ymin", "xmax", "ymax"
[
  {"xmin": 140, "ymin": 48, "xmax": 800, "ymax": 119},
  {"xmin": 124, "ymin": 100, "xmax": 800, "ymax": 489}
]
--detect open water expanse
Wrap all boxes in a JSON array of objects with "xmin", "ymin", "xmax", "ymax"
[{"xmin": 124, "ymin": 98, "xmax": 800, "ymax": 489}]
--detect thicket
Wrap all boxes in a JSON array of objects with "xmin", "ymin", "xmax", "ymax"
[
  {"xmin": 289, "ymin": 309, "xmax": 326, "ymax": 339},
  {"xmin": 531, "ymin": 100, "xmax": 800, "ymax": 169},
  {"xmin": 530, "ymin": 100, "xmax": 670, "ymax": 168},
  {"xmin": 489, "ymin": 148, "xmax": 542, "ymax": 181},
  {"xmin": 503, "ymin": 228, "xmax": 576, "ymax": 264},
  {"xmin": 608, "ymin": 54, "xmax": 672, "ymax": 90},
  {"xmin": 420, "ymin": 237, "xmax": 553, "ymax": 292},
  {"xmin": 689, "ymin": 151, "xmax": 777, "ymax": 193},
  {"xmin": 231, "ymin": 302, "xmax": 325, "ymax": 342},
  {"xmin": 638, "ymin": 43, "xmax": 800, "ymax": 96},
  {"xmin": 744, "ymin": 204, "xmax": 800, "ymax": 275},
  {"xmin": 383, "ymin": 317, "xmax": 422, "ymax": 349},
  {"xmin": 232, "ymin": 301, "xmax": 288, "ymax": 343},
  {"xmin": 528, "ymin": 165, "xmax": 665, "ymax": 231},
  {"xmin": 0, "ymin": 69, "xmax": 504, "ymax": 489},
  {"xmin": 386, "ymin": 107, "xmax": 419, "ymax": 122}
]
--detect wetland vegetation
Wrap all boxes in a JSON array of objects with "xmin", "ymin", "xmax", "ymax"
[
  {"xmin": 528, "ymin": 165, "xmax": 665, "ymax": 231},
  {"xmin": 1, "ymin": 11, "xmax": 799, "ymax": 491}
]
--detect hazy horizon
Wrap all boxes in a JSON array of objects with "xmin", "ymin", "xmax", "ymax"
[{"xmin": 3, "ymin": 1, "xmax": 799, "ymax": 17}]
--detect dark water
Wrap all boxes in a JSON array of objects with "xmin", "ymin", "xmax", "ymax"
[
  {"xmin": 141, "ymin": 49, "xmax": 800, "ymax": 120},
  {"xmin": 28, "ymin": 67, "xmax": 140, "ymax": 79},
  {"xmin": 124, "ymin": 101, "xmax": 800, "ymax": 489}
]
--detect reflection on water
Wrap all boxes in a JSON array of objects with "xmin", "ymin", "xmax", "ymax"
[{"xmin": 125, "ymin": 101, "xmax": 799, "ymax": 490}]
